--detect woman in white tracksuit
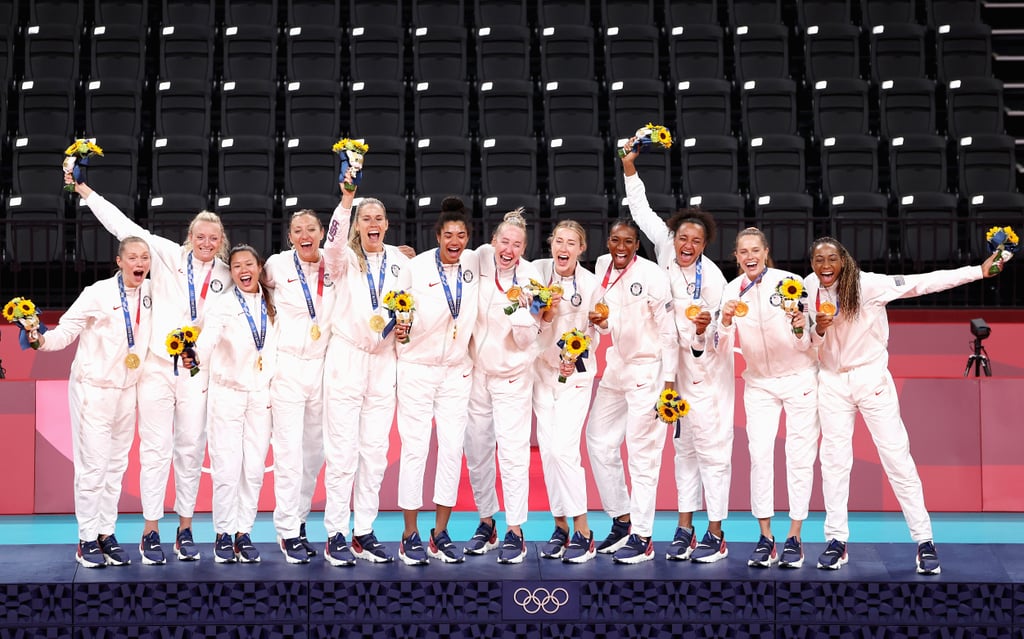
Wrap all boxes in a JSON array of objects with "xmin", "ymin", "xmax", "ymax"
[
  {"xmin": 34, "ymin": 236, "xmax": 153, "ymax": 568},
  {"xmin": 192, "ymin": 245, "xmax": 278, "ymax": 565},
  {"xmin": 320, "ymin": 181, "xmax": 409, "ymax": 566},
  {"xmin": 620, "ymin": 144, "xmax": 734, "ymax": 565},
  {"xmin": 716, "ymin": 227, "xmax": 817, "ymax": 569},
  {"xmin": 393, "ymin": 197, "xmax": 480, "ymax": 566},
  {"xmin": 805, "ymin": 236, "xmax": 1003, "ymax": 575},
  {"xmin": 463, "ymin": 209, "xmax": 542, "ymax": 565},
  {"xmin": 69, "ymin": 177, "xmax": 230, "ymax": 565},
  {"xmin": 532, "ymin": 220, "xmax": 601, "ymax": 564},
  {"xmin": 264, "ymin": 206, "xmax": 336, "ymax": 564},
  {"xmin": 585, "ymin": 219, "xmax": 678, "ymax": 565}
]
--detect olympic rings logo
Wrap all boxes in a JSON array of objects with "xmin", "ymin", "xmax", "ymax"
[{"xmin": 512, "ymin": 587, "xmax": 570, "ymax": 614}]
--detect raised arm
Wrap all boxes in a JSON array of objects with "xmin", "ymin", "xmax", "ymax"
[
  {"xmin": 322, "ymin": 179, "xmax": 357, "ymax": 279},
  {"xmin": 620, "ymin": 139, "xmax": 673, "ymax": 259}
]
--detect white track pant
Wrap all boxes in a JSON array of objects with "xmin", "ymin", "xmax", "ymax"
[
  {"xmin": 819, "ymin": 365, "xmax": 933, "ymax": 543},
  {"xmin": 69, "ymin": 379, "xmax": 137, "ymax": 540},
  {"xmin": 137, "ymin": 358, "xmax": 209, "ymax": 521},
  {"xmin": 322, "ymin": 339, "xmax": 395, "ymax": 537},
  {"xmin": 465, "ymin": 370, "xmax": 534, "ymax": 527},
  {"xmin": 585, "ymin": 360, "xmax": 665, "ymax": 538},
  {"xmin": 270, "ymin": 352, "xmax": 326, "ymax": 539},
  {"xmin": 745, "ymin": 367, "xmax": 819, "ymax": 521},
  {"xmin": 396, "ymin": 361, "xmax": 472, "ymax": 511},
  {"xmin": 533, "ymin": 367, "xmax": 593, "ymax": 518},
  {"xmin": 208, "ymin": 385, "xmax": 272, "ymax": 534},
  {"xmin": 672, "ymin": 377, "xmax": 734, "ymax": 523}
]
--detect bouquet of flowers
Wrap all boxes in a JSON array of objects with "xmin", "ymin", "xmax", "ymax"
[
  {"xmin": 383, "ymin": 290, "xmax": 415, "ymax": 343},
  {"xmin": 3, "ymin": 296, "xmax": 47, "ymax": 350},
  {"xmin": 985, "ymin": 226, "xmax": 1019, "ymax": 275},
  {"xmin": 63, "ymin": 138, "xmax": 103, "ymax": 192},
  {"xmin": 618, "ymin": 122, "xmax": 673, "ymax": 158},
  {"xmin": 654, "ymin": 388, "xmax": 691, "ymax": 437},
  {"xmin": 333, "ymin": 138, "xmax": 369, "ymax": 192},
  {"xmin": 556, "ymin": 328, "xmax": 591, "ymax": 383},
  {"xmin": 166, "ymin": 326, "xmax": 201, "ymax": 377},
  {"xmin": 504, "ymin": 279, "xmax": 562, "ymax": 315},
  {"xmin": 776, "ymin": 277, "xmax": 808, "ymax": 336}
]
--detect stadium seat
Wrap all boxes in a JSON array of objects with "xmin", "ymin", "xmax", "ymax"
[
  {"xmin": 477, "ymin": 80, "xmax": 535, "ymax": 138},
  {"xmin": 413, "ymin": 79, "xmax": 471, "ymax": 138},
  {"xmin": 222, "ymin": 25, "xmax": 279, "ymax": 81},
  {"xmin": 674, "ymin": 79, "xmax": 733, "ymax": 137},
  {"xmin": 811, "ymin": 77, "xmax": 870, "ymax": 140},
  {"xmin": 285, "ymin": 79, "xmax": 343, "ymax": 139},
  {"xmin": 287, "ymin": 25, "xmax": 343, "ymax": 82},
  {"xmin": 154, "ymin": 79, "xmax": 213, "ymax": 138},
  {"xmin": 878, "ymin": 78, "xmax": 937, "ymax": 139},
  {"xmin": 475, "ymin": 25, "xmax": 532, "ymax": 81},
  {"xmin": 90, "ymin": 24, "xmax": 147, "ymax": 82},
  {"xmin": 733, "ymin": 23, "xmax": 789, "ymax": 83},
  {"xmin": 85, "ymin": 78, "xmax": 144, "ymax": 139},
  {"xmin": 803, "ymin": 23, "xmax": 861, "ymax": 84},
  {"xmin": 946, "ymin": 77, "xmax": 1005, "ymax": 139},
  {"xmin": 412, "ymin": 26, "xmax": 468, "ymax": 81},
  {"xmin": 220, "ymin": 80, "xmax": 278, "ymax": 138},
  {"xmin": 349, "ymin": 80, "xmax": 405, "ymax": 137},
  {"xmin": 604, "ymin": 25, "xmax": 661, "ymax": 81},
  {"xmin": 668, "ymin": 24, "xmax": 725, "ymax": 82},
  {"xmin": 740, "ymin": 78, "xmax": 798, "ymax": 138},
  {"xmin": 547, "ymin": 136, "xmax": 606, "ymax": 196}
]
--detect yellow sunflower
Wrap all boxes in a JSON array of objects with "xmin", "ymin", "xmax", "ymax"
[
  {"xmin": 18, "ymin": 299, "xmax": 36, "ymax": 316},
  {"xmin": 657, "ymin": 404, "xmax": 679, "ymax": 423},
  {"xmin": 660, "ymin": 388, "xmax": 680, "ymax": 405},
  {"xmin": 395, "ymin": 293, "xmax": 412, "ymax": 311},
  {"xmin": 2, "ymin": 302, "xmax": 15, "ymax": 322},
  {"xmin": 779, "ymin": 278, "xmax": 803, "ymax": 300},
  {"xmin": 181, "ymin": 326, "xmax": 200, "ymax": 342},
  {"xmin": 86, "ymin": 140, "xmax": 104, "ymax": 156},
  {"xmin": 332, "ymin": 138, "xmax": 369, "ymax": 154},
  {"xmin": 986, "ymin": 226, "xmax": 1003, "ymax": 241},
  {"xmin": 1007, "ymin": 227, "xmax": 1020, "ymax": 245},
  {"xmin": 677, "ymin": 398, "xmax": 691, "ymax": 418},
  {"xmin": 166, "ymin": 334, "xmax": 184, "ymax": 356},
  {"xmin": 566, "ymin": 336, "xmax": 587, "ymax": 356},
  {"xmin": 382, "ymin": 291, "xmax": 396, "ymax": 307}
]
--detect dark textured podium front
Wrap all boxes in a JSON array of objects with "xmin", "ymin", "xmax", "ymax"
[{"xmin": 1, "ymin": 543, "xmax": 1022, "ymax": 638}]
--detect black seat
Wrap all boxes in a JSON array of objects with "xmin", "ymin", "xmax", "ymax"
[
  {"xmin": 538, "ymin": 0, "xmax": 592, "ymax": 26},
  {"xmin": 899, "ymin": 191, "xmax": 960, "ymax": 266},
  {"xmin": 215, "ymin": 194, "xmax": 276, "ymax": 255},
  {"xmin": 477, "ymin": 79, "xmax": 534, "ymax": 137},
  {"xmin": 878, "ymin": 78, "xmax": 936, "ymax": 139},
  {"xmin": 350, "ymin": 0, "xmax": 402, "ymax": 25},
  {"xmin": 23, "ymin": 23, "xmax": 80, "ymax": 81},
  {"xmin": 150, "ymin": 135, "xmax": 210, "ymax": 199},
  {"xmin": 283, "ymin": 136, "xmax": 338, "ymax": 202},
  {"xmin": 547, "ymin": 136, "xmax": 606, "ymax": 196},
  {"xmin": 608, "ymin": 78, "xmax": 667, "ymax": 142},
  {"xmin": 475, "ymin": 25, "xmax": 531, "ymax": 81},
  {"xmin": 12, "ymin": 134, "xmax": 70, "ymax": 195},
  {"xmin": 285, "ymin": 79, "xmax": 342, "ymax": 139},
  {"xmin": 888, "ymin": 134, "xmax": 950, "ymax": 198},
  {"xmin": 159, "ymin": 24, "xmax": 215, "ymax": 82},
  {"xmin": 604, "ymin": 24, "xmax": 660, "ymax": 81},
  {"xmin": 733, "ymin": 23, "xmax": 789, "ymax": 83},
  {"xmin": 220, "ymin": 79, "xmax": 278, "ymax": 138},
  {"xmin": 29, "ymin": 0, "xmax": 84, "ymax": 26},
  {"xmin": 740, "ymin": 77, "xmax": 798, "ymax": 138},
  {"xmin": 861, "ymin": 0, "xmax": 916, "ymax": 29},
  {"xmin": 828, "ymin": 192, "xmax": 890, "ymax": 265},
  {"xmin": 85, "ymin": 78, "xmax": 144, "ymax": 139},
  {"xmin": 84, "ymin": 135, "xmax": 139, "ymax": 205},
  {"xmin": 664, "ymin": 0, "xmax": 718, "ymax": 25},
  {"xmin": 601, "ymin": 0, "xmax": 655, "ymax": 25},
  {"xmin": 727, "ymin": 0, "xmax": 781, "ymax": 28},
  {"xmin": 668, "ymin": 24, "xmax": 724, "ymax": 82},
  {"xmin": 803, "ymin": 23, "xmax": 861, "ymax": 84},
  {"xmin": 6, "ymin": 194, "xmax": 66, "ymax": 264},
  {"xmin": 479, "ymin": 136, "xmax": 538, "ymax": 196},
  {"xmin": 811, "ymin": 77, "xmax": 869, "ymax": 140},
  {"xmin": 89, "ymin": 24, "xmax": 147, "ymax": 82},
  {"xmin": 76, "ymin": 192, "xmax": 132, "ymax": 263},
  {"xmin": 222, "ymin": 25, "xmax": 279, "ymax": 81},
  {"xmin": 755, "ymin": 192, "xmax": 817, "ymax": 265},
  {"xmin": 348, "ymin": 79, "xmax": 406, "ymax": 137},
  {"xmin": 956, "ymin": 133, "xmax": 1017, "ymax": 198},
  {"xmin": 412, "ymin": 0, "xmax": 464, "ymax": 26},
  {"xmin": 966, "ymin": 192, "xmax": 1024, "ymax": 260},
  {"xmin": 218, "ymin": 136, "xmax": 277, "ymax": 197},
  {"xmin": 746, "ymin": 134, "xmax": 807, "ymax": 199},
  {"xmin": 675, "ymin": 78, "xmax": 732, "ymax": 137},
  {"xmin": 543, "ymin": 78, "xmax": 601, "ymax": 138},
  {"xmin": 287, "ymin": 0, "xmax": 341, "ymax": 26},
  {"xmin": 796, "ymin": 0, "xmax": 851, "ymax": 30},
  {"xmin": 475, "ymin": 0, "xmax": 528, "ymax": 25},
  {"xmin": 147, "ymin": 193, "xmax": 211, "ymax": 240},
  {"xmin": 0, "ymin": 31, "xmax": 12, "ymax": 92},
  {"xmin": 224, "ymin": 0, "xmax": 280, "ymax": 26},
  {"xmin": 349, "ymin": 25, "xmax": 404, "ymax": 81},
  {"xmin": 414, "ymin": 136, "xmax": 473, "ymax": 197},
  {"xmin": 869, "ymin": 23, "xmax": 926, "ymax": 84},
  {"xmin": 413, "ymin": 79, "xmax": 470, "ymax": 138},
  {"xmin": 936, "ymin": 23, "xmax": 992, "ymax": 85},
  {"xmin": 680, "ymin": 135, "xmax": 739, "ymax": 199},
  {"xmin": 95, "ymin": 0, "xmax": 149, "ymax": 25},
  {"xmin": 154, "ymin": 79, "xmax": 213, "ymax": 138},
  {"xmin": 355, "ymin": 135, "xmax": 407, "ymax": 197},
  {"xmin": 946, "ymin": 77, "xmax": 1004, "ymax": 139},
  {"xmin": 162, "ymin": 0, "xmax": 216, "ymax": 26},
  {"xmin": 926, "ymin": 0, "xmax": 981, "ymax": 29},
  {"xmin": 412, "ymin": 25, "xmax": 468, "ymax": 81},
  {"xmin": 539, "ymin": 25, "xmax": 595, "ymax": 82},
  {"xmin": 287, "ymin": 25, "xmax": 343, "ymax": 82},
  {"xmin": 818, "ymin": 134, "xmax": 882, "ymax": 202},
  {"xmin": 17, "ymin": 78, "xmax": 75, "ymax": 138}
]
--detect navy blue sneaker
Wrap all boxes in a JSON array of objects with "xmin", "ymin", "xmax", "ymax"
[
  {"xmin": 325, "ymin": 532, "xmax": 356, "ymax": 567},
  {"xmin": 596, "ymin": 518, "xmax": 631, "ymax": 554},
  {"xmin": 463, "ymin": 519, "xmax": 499, "ymax": 555},
  {"xmin": 540, "ymin": 527, "xmax": 569, "ymax": 559},
  {"xmin": 234, "ymin": 533, "xmax": 260, "ymax": 563},
  {"xmin": 428, "ymin": 528, "xmax": 465, "ymax": 563},
  {"xmin": 175, "ymin": 527, "xmax": 200, "ymax": 561},
  {"xmin": 139, "ymin": 531, "xmax": 166, "ymax": 566},
  {"xmin": 916, "ymin": 541, "xmax": 941, "ymax": 575},
  {"xmin": 690, "ymin": 530, "xmax": 728, "ymax": 563},
  {"xmin": 399, "ymin": 531, "xmax": 429, "ymax": 566},
  {"xmin": 214, "ymin": 532, "xmax": 236, "ymax": 563},
  {"xmin": 353, "ymin": 531, "xmax": 394, "ymax": 563},
  {"xmin": 281, "ymin": 536, "xmax": 311, "ymax": 564},
  {"xmin": 666, "ymin": 526, "xmax": 696, "ymax": 561},
  {"xmin": 747, "ymin": 534, "xmax": 778, "ymax": 568},
  {"xmin": 817, "ymin": 538, "xmax": 848, "ymax": 570},
  {"xmin": 562, "ymin": 530, "xmax": 596, "ymax": 564},
  {"xmin": 77, "ymin": 540, "xmax": 105, "ymax": 569},
  {"xmin": 779, "ymin": 536, "xmax": 804, "ymax": 568},
  {"xmin": 497, "ymin": 530, "xmax": 527, "ymax": 564},
  {"xmin": 99, "ymin": 534, "xmax": 131, "ymax": 566},
  {"xmin": 612, "ymin": 534, "xmax": 654, "ymax": 564},
  {"xmin": 299, "ymin": 522, "xmax": 316, "ymax": 557}
]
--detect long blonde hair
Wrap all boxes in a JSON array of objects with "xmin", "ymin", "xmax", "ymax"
[
  {"xmin": 185, "ymin": 210, "xmax": 229, "ymax": 262},
  {"xmin": 348, "ymin": 197, "xmax": 387, "ymax": 274},
  {"xmin": 548, "ymin": 219, "xmax": 587, "ymax": 254}
]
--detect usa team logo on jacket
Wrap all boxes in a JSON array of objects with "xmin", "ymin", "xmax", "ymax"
[
  {"xmin": 323, "ymin": 273, "xmax": 334, "ymax": 287},
  {"xmin": 391, "ymin": 264, "xmax": 400, "ymax": 277},
  {"xmin": 630, "ymin": 282, "xmax": 643, "ymax": 296},
  {"xmin": 570, "ymin": 293, "xmax": 582, "ymax": 306},
  {"xmin": 142, "ymin": 296, "xmax": 152, "ymax": 309},
  {"xmin": 463, "ymin": 269, "xmax": 474, "ymax": 283},
  {"xmin": 210, "ymin": 279, "xmax": 224, "ymax": 293}
]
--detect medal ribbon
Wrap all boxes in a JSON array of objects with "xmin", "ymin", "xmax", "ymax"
[
  {"xmin": 234, "ymin": 288, "xmax": 267, "ymax": 355},
  {"xmin": 293, "ymin": 251, "xmax": 325, "ymax": 326},
  {"xmin": 117, "ymin": 272, "xmax": 137, "ymax": 352},
  {"xmin": 435, "ymin": 248, "xmax": 463, "ymax": 322},
  {"xmin": 815, "ymin": 289, "xmax": 838, "ymax": 313},
  {"xmin": 363, "ymin": 249, "xmax": 387, "ymax": 310},
  {"xmin": 493, "ymin": 257, "xmax": 519, "ymax": 293},
  {"xmin": 187, "ymin": 252, "xmax": 215, "ymax": 322},
  {"xmin": 548, "ymin": 267, "xmax": 577, "ymax": 303},
  {"xmin": 598, "ymin": 254, "xmax": 638, "ymax": 298},
  {"xmin": 739, "ymin": 268, "xmax": 767, "ymax": 298}
]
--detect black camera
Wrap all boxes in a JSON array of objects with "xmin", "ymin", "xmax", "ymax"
[{"xmin": 970, "ymin": 318, "xmax": 991, "ymax": 340}]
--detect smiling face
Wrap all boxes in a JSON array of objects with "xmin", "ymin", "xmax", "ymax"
[
  {"xmin": 735, "ymin": 234, "xmax": 769, "ymax": 281},
  {"xmin": 811, "ymin": 242, "xmax": 843, "ymax": 288},
  {"xmin": 231, "ymin": 249, "xmax": 262, "ymax": 293},
  {"xmin": 288, "ymin": 212, "xmax": 324, "ymax": 263},
  {"xmin": 674, "ymin": 222, "xmax": 706, "ymax": 268},
  {"xmin": 116, "ymin": 241, "xmax": 151, "ymax": 288},
  {"xmin": 607, "ymin": 223, "xmax": 639, "ymax": 269},
  {"xmin": 189, "ymin": 220, "xmax": 224, "ymax": 263},
  {"xmin": 550, "ymin": 226, "xmax": 585, "ymax": 276},
  {"xmin": 437, "ymin": 220, "xmax": 469, "ymax": 264},
  {"xmin": 492, "ymin": 224, "xmax": 527, "ymax": 270},
  {"xmin": 355, "ymin": 202, "xmax": 388, "ymax": 253}
]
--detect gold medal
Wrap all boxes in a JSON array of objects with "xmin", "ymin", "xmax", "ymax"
[
  {"xmin": 310, "ymin": 324, "xmax": 321, "ymax": 340},
  {"xmin": 734, "ymin": 301, "xmax": 749, "ymax": 317},
  {"xmin": 506, "ymin": 286, "xmax": 522, "ymax": 302},
  {"xmin": 257, "ymin": 355, "xmax": 263, "ymax": 371},
  {"xmin": 369, "ymin": 314, "xmax": 387, "ymax": 333},
  {"xmin": 685, "ymin": 304, "xmax": 701, "ymax": 320},
  {"xmin": 820, "ymin": 301, "xmax": 837, "ymax": 316},
  {"xmin": 125, "ymin": 353, "xmax": 140, "ymax": 369},
  {"xmin": 549, "ymin": 283, "xmax": 564, "ymax": 296},
  {"xmin": 594, "ymin": 301, "xmax": 609, "ymax": 320}
]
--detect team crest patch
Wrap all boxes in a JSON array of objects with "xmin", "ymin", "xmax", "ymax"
[
  {"xmin": 210, "ymin": 279, "xmax": 224, "ymax": 293},
  {"xmin": 893, "ymin": 275, "xmax": 905, "ymax": 286},
  {"xmin": 463, "ymin": 269, "xmax": 474, "ymax": 283},
  {"xmin": 630, "ymin": 282, "xmax": 643, "ymax": 296},
  {"xmin": 142, "ymin": 296, "xmax": 152, "ymax": 309},
  {"xmin": 570, "ymin": 293, "xmax": 582, "ymax": 307},
  {"xmin": 391, "ymin": 264, "xmax": 400, "ymax": 276},
  {"xmin": 686, "ymin": 282, "xmax": 696, "ymax": 295},
  {"xmin": 769, "ymin": 292, "xmax": 782, "ymax": 307},
  {"xmin": 323, "ymin": 273, "xmax": 334, "ymax": 287}
]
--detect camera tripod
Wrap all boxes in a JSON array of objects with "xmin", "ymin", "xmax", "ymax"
[{"xmin": 963, "ymin": 338, "xmax": 992, "ymax": 377}]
